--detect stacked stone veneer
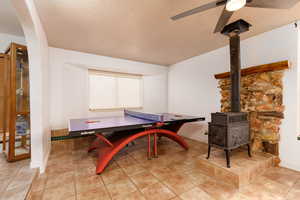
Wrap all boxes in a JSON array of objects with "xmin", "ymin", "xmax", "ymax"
[{"xmin": 218, "ymin": 71, "xmax": 285, "ymax": 155}]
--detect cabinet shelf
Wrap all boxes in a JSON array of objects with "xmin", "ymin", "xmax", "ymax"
[
  {"xmin": 16, "ymin": 94, "xmax": 29, "ymax": 97},
  {"xmin": 16, "ymin": 112, "xmax": 30, "ymax": 115}
]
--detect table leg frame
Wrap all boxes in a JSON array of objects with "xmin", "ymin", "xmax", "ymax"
[{"xmin": 88, "ymin": 128, "xmax": 189, "ymax": 174}]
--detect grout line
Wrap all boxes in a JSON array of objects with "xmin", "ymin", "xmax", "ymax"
[
  {"xmin": 24, "ymin": 169, "xmax": 39, "ymax": 199},
  {"xmin": 117, "ymin": 159, "xmax": 164, "ymax": 199},
  {"xmin": 101, "ymin": 175, "xmax": 113, "ymax": 200},
  {"xmin": 127, "ymin": 174, "xmax": 147, "ymax": 199},
  {"xmin": 100, "ymin": 167, "xmax": 116, "ymax": 200},
  {"xmin": 2, "ymin": 163, "xmax": 28, "ymax": 193},
  {"xmin": 73, "ymin": 173, "xmax": 78, "ymax": 200},
  {"xmin": 39, "ymin": 173, "xmax": 49, "ymax": 200}
]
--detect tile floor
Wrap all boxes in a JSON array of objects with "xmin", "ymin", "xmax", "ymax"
[
  {"xmin": 0, "ymin": 148, "xmax": 37, "ymax": 200},
  {"xmin": 29, "ymin": 136, "xmax": 300, "ymax": 200}
]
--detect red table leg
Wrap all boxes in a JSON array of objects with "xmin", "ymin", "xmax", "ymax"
[
  {"xmin": 88, "ymin": 133, "xmax": 113, "ymax": 153},
  {"xmin": 96, "ymin": 133, "xmax": 113, "ymax": 147},
  {"xmin": 153, "ymin": 133, "xmax": 158, "ymax": 158},
  {"xmin": 148, "ymin": 134, "xmax": 151, "ymax": 160},
  {"xmin": 89, "ymin": 129, "xmax": 188, "ymax": 174},
  {"xmin": 88, "ymin": 136, "xmax": 100, "ymax": 152}
]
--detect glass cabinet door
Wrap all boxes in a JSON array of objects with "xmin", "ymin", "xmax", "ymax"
[
  {"xmin": 3, "ymin": 43, "xmax": 30, "ymax": 161},
  {"xmin": 15, "ymin": 44, "xmax": 30, "ymax": 158}
]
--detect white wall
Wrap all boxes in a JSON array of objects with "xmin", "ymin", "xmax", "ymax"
[
  {"xmin": 12, "ymin": 0, "xmax": 51, "ymax": 173},
  {"xmin": 169, "ymin": 23, "xmax": 300, "ymax": 171},
  {"xmin": 169, "ymin": 45, "xmax": 229, "ymax": 142},
  {"xmin": 0, "ymin": 32, "xmax": 26, "ymax": 52},
  {"xmin": 49, "ymin": 47, "xmax": 168, "ymax": 129}
]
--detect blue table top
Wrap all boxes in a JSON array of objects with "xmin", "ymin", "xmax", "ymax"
[{"xmin": 69, "ymin": 113, "xmax": 203, "ymax": 133}]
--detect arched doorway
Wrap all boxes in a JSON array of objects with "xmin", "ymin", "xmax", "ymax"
[{"xmin": 11, "ymin": 0, "xmax": 50, "ymax": 172}]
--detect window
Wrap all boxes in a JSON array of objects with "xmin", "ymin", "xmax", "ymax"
[{"xmin": 88, "ymin": 70, "xmax": 143, "ymax": 110}]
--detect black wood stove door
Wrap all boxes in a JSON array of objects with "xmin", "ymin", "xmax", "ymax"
[{"xmin": 209, "ymin": 124, "xmax": 226, "ymax": 147}]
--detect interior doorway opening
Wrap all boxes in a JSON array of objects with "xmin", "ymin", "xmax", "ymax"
[{"xmin": 0, "ymin": 1, "xmax": 30, "ymax": 162}]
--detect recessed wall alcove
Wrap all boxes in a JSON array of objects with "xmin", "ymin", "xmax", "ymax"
[{"xmin": 214, "ymin": 60, "xmax": 289, "ymax": 165}]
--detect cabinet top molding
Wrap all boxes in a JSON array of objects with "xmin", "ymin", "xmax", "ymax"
[{"xmin": 214, "ymin": 60, "xmax": 290, "ymax": 79}]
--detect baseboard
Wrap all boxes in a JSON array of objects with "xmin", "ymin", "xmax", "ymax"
[
  {"xmin": 40, "ymin": 145, "xmax": 51, "ymax": 173},
  {"xmin": 30, "ymin": 147, "xmax": 51, "ymax": 173},
  {"xmin": 180, "ymin": 133, "xmax": 208, "ymax": 144},
  {"xmin": 30, "ymin": 160, "xmax": 42, "ymax": 170},
  {"xmin": 280, "ymin": 160, "xmax": 300, "ymax": 172}
]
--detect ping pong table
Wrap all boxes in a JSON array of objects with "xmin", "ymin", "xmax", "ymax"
[{"xmin": 68, "ymin": 110, "xmax": 205, "ymax": 174}]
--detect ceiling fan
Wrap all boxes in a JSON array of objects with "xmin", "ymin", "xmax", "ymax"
[{"xmin": 171, "ymin": 0, "xmax": 300, "ymax": 33}]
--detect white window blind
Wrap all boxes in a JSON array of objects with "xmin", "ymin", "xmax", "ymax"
[{"xmin": 89, "ymin": 70, "xmax": 142, "ymax": 110}]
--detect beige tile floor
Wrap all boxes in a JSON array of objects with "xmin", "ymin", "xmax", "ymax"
[
  {"xmin": 0, "ymin": 149, "xmax": 36, "ymax": 200},
  {"xmin": 29, "ymin": 137, "xmax": 300, "ymax": 200}
]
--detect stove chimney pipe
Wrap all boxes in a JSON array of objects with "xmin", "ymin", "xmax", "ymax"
[
  {"xmin": 229, "ymin": 34, "xmax": 241, "ymax": 112},
  {"xmin": 221, "ymin": 19, "xmax": 251, "ymax": 112}
]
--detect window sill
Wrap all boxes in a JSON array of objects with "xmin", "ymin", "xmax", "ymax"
[{"xmin": 89, "ymin": 107, "xmax": 143, "ymax": 112}]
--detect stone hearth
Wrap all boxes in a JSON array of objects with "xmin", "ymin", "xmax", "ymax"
[
  {"xmin": 214, "ymin": 61, "xmax": 289, "ymax": 162},
  {"xmin": 198, "ymin": 148, "xmax": 275, "ymax": 188}
]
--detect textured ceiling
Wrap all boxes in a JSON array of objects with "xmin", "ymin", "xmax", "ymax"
[
  {"xmin": 0, "ymin": 0, "xmax": 24, "ymax": 36},
  {"xmin": 34, "ymin": 0, "xmax": 300, "ymax": 66}
]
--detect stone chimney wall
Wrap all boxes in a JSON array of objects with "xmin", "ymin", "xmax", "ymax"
[{"xmin": 218, "ymin": 70, "xmax": 285, "ymax": 156}]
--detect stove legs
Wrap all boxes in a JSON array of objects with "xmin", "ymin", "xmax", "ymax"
[
  {"xmin": 207, "ymin": 144, "xmax": 250, "ymax": 168},
  {"xmin": 225, "ymin": 149, "xmax": 231, "ymax": 168},
  {"xmin": 207, "ymin": 144, "xmax": 211, "ymax": 159},
  {"xmin": 247, "ymin": 144, "xmax": 252, "ymax": 157},
  {"xmin": 207, "ymin": 145, "xmax": 231, "ymax": 168}
]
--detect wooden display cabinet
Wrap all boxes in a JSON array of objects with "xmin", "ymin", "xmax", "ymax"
[{"xmin": 2, "ymin": 43, "xmax": 30, "ymax": 161}]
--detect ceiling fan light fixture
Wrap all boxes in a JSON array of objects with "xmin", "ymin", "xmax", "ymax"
[{"xmin": 226, "ymin": 0, "xmax": 247, "ymax": 11}]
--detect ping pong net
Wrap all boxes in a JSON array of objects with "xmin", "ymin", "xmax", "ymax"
[{"xmin": 124, "ymin": 110, "xmax": 164, "ymax": 122}]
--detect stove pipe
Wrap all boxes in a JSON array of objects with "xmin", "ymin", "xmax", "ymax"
[
  {"xmin": 221, "ymin": 19, "xmax": 251, "ymax": 112},
  {"xmin": 229, "ymin": 34, "xmax": 241, "ymax": 112}
]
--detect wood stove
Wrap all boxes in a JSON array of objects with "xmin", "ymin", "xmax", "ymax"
[
  {"xmin": 208, "ymin": 112, "xmax": 251, "ymax": 167},
  {"xmin": 207, "ymin": 19, "xmax": 252, "ymax": 168}
]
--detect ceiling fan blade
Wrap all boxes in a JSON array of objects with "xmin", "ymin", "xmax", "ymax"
[
  {"xmin": 246, "ymin": 0, "xmax": 300, "ymax": 9},
  {"xmin": 214, "ymin": 7, "xmax": 234, "ymax": 33},
  {"xmin": 171, "ymin": 0, "xmax": 226, "ymax": 21}
]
